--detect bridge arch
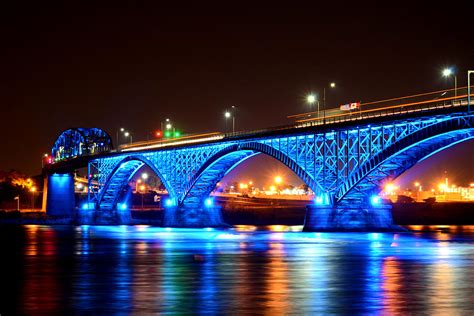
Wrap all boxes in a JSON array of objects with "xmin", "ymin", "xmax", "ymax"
[
  {"xmin": 97, "ymin": 155, "xmax": 176, "ymax": 211},
  {"xmin": 337, "ymin": 116, "xmax": 474, "ymax": 202},
  {"xmin": 179, "ymin": 142, "xmax": 322, "ymax": 208}
]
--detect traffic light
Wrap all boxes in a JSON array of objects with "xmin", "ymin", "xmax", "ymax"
[{"xmin": 155, "ymin": 130, "xmax": 162, "ymax": 138}]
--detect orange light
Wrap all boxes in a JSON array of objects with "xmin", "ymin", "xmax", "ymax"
[
  {"xmin": 155, "ymin": 130, "xmax": 162, "ymax": 137},
  {"xmin": 139, "ymin": 185, "xmax": 146, "ymax": 191},
  {"xmin": 30, "ymin": 187, "xmax": 36, "ymax": 192},
  {"xmin": 274, "ymin": 176, "xmax": 282, "ymax": 184}
]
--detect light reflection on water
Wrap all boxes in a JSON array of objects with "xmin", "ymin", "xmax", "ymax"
[{"xmin": 1, "ymin": 225, "xmax": 474, "ymax": 314}]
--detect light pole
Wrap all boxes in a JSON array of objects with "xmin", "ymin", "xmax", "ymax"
[
  {"xmin": 124, "ymin": 131, "xmax": 132, "ymax": 144},
  {"xmin": 442, "ymin": 68, "xmax": 457, "ymax": 99},
  {"xmin": 116, "ymin": 127, "xmax": 124, "ymax": 148},
  {"xmin": 468, "ymin": 70, "xmax": 473, "ymax": 112},
  {"xmin": 323, "ymin": 82, "xmax": 336, "ymax": 122},
  {"xmin": 224, "ymin": 106, "xmax": 236, "ymax": 132},
  {"xmin": 306, "ymin": 94, "xmax": 319, "ymax": 118},
  {"xmin": 30, "ymin": 186, "xmax": 36, "ymax": 210}
]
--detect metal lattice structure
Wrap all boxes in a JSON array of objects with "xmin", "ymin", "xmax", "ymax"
[
  {"xmin": 52, "ymin": 128, "xmax": 113, "ymax": 161},
  {"xmin": 86, "ymin": 111, "xmax": 474, "ymax": 211}
]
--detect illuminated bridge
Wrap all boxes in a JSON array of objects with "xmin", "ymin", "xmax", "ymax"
[{"xmin": 43, "ymin": 88, "xmax": 474, "ymax": 231}]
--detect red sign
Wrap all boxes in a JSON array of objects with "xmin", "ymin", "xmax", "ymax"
[{"xmin": 340, "ymin": 102, "xmax": 360, "ymax": 111}]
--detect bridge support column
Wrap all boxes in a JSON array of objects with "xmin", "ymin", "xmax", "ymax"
[
  {"xmin": 44, "ymin": 173, "xmax": 76, "ymax": 217},
  {"xmin": 162, "ymin": 204, "xmax": 226, "ymax": 228},
  {"xmin": 303, "ymin": 201, "xmax": 402, "ymax": 232}
]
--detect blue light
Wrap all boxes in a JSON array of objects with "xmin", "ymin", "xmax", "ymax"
[
  {"xmin": 371, "ymin": 195, "xmax": 381, "ymax": 205},
  {"xmin": 315, "ymin": 196, "xmax": 324, "ymax": 205},
  {"xmin": 81, "ymin": 202, "xmax": 95, "ymax": 210},
  {"xmin": 204, "ymin": 198, "xmax": 213, "ymax": 207},
  {"xmin": 165, "ymin": 198, "xmax": 175, "ymax": 208},
  {"xmin": 118, "ymin": 203, "xmax": 127, "ymax": 210}
]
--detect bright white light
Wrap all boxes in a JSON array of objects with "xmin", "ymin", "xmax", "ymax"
[
  {"xmin": 307, "ymin": 94, "xmax": 316, "ymax": 104},
  {"xmin": 442, "ymin": 68, "xmax": 453, "ymax": 77},
  {"xmin": 225, "ymin": 111, "xmax": 231, "ymax": 118},
  {"xmin": 120, "ymin": 128, "xmax": 125, "ymax": 132},
  {"xmin": 141, "ymin": 173, "xmax": 148, "ymax": 180},
  {"xmin": 330, "ymin": 82, "xmax": 336, "ymax": 88},
  {"xmin": 124, "ymin": 132, "xmax": 130, "ymax": 137},
  {"xmin": 166, "ymin": 123, "xmax": 172, "ymax": 129}
]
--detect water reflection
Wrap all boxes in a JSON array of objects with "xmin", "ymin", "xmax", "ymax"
[{"xmin": 1, "ymin": 225, "xmax": 474, "ymax": 313}]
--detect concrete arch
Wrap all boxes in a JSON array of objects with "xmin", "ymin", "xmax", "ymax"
[
  {"xmin": 179, "ymin": 142, "xmax": 322, "ymax": 208},
  {"xmin": 337, "ymin": 115, "xmax": 474, "ymax": 202},
  {"xmin": 97, "ymin": 155, "xmax": 176, "ymax": 210}
]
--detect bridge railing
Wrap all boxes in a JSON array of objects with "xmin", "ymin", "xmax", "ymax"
[{"xmin": 224, "ymin": 94, "xmax": 473, "ymax": 140}]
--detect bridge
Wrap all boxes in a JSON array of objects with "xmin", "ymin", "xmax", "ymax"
[{"xmin": 43, "ymin": 87, "xmax": 474, "ymax": 231}]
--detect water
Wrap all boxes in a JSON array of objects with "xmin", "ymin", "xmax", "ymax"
[{"xmin": 1, "ymin": 225, "xmax": 474, "ymax": 314}]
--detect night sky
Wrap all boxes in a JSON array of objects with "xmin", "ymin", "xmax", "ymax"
[{"xmin": 1, "ymin": 2, "xmax": 473, "ymax": 186}]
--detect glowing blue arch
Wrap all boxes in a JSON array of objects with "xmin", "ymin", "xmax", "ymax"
[
  {"xmin": 338, "ymin": 116, "xmax": 474, "ymax": 202},
  {"xmin": 97, "ymin": 155, "xmax": 176, "ymax": 211},
  {"xmin": 52, "ymin": 128, "xmax": 112, "ymax": 161},
  {"xmin": 180, "ymin": 142, "xmax": 323, "ymax": 208}
]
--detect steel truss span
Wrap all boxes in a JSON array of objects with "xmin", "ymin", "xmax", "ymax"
[
  {"xmin": 86, "ymin": 113, "xmax": 473, "ymax": 213},
  {"xmin": 52, "ymin": 128, "xmax": 113, "ymax": 161}
]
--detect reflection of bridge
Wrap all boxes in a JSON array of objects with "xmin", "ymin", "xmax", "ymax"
[{"xmin": 43, "ymin": 89, "xmax": 474, "ymax": 231}]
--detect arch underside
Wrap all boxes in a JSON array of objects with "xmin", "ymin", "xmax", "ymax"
[
  {"xmin": 338, "ymin": 128, "xmax": 474, "ymax": 203},
  {"xmin": 97, "ymin": 156, "xmax": 175, "ymax": 211},
  {"xmin": 180, "ymin": 142, "xmax": 322, "ymax": 208}
]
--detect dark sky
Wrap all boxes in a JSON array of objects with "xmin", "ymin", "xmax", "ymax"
[{"xmin": 1, "ymin": 1, "xmax": 473, "ymax": 185}]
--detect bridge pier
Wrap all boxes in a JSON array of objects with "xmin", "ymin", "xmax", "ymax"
[
  {"xmin": 162, "ymin": 205, "xmax": 227, "ymax": 228},
  {"xmin": 303, "ymin": 201, "xmax": 401, "ymax": 232},
  {"xmin": 44, "ymin": 173, "xmax": 76, "ymax": 217}
]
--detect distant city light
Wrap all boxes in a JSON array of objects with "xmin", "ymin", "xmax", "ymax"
[
  {"xmin": 384, "ymin": 183, "xmax": 396, "ymax": 193},
  {"xmin": 166, "ymin": 123, "xmax": 172, "ymax": 130},
  {"xmin": 269, "ymin": 185, "xmax": 276, "ymax": 191},
  {"xmin": 141, "ymin": 173, "xmax": 148, "ymax": 180},
  {"xmin": 30, "ymin": 186, "xmax": 36, "ymax": 192},
  {"xmin": 414, "ymin": 182, "xmax": 420, "ymax": 187},
  {"xmin": 225, "ymin": 111, "xmax": 231, "ymax": 118},
  {"xmin": 124, "ymin": 132, "xmax": 130, "ymax": 137},
  {"xmin": 438, "ymin": 183, "xmax": 448, "ymax": 191},
  {"xmin": 330, "ymin": 82, "xmax": 336, "ymax": 88},
  {"xmin": 274, "ymin": 176, "xmax": 282, "ymax": 184}
]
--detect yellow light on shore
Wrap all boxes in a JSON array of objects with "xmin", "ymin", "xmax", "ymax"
[
  {"xmin": 438, "ymin": 183, "xmax": 448, "ymax": 191},
  {"xmin": 414, "ymin": 182, "xmax": 420, "ymax": 187},
  {"xmin": 30, "ymin": 187, "xmax": 36, "ymax": 192},
  {"xmin": 274, "ymin": 176, "xmax": 282, "ymax": 184},
  {"xmin": 269, "ymin": 185, "xmax": 276, "ymax": 192},
  {"xmin": 139, "ymin": 185, "xmax": 146, "ymax": 191},
  {"xmin": 384, "ymin": 183, "xmax": 397, "ymax": 194}
]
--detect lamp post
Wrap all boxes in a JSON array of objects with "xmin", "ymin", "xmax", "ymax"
[
  {"xmin": 468, "ymin": 70, "xmax": 473, "ymax": 112},
  {"xmin": 306, "ymin": 94, "xmax": 319, "ymax": 118},
  {"xmin": 224, "ymin": 106, "xmax": 236, "ymax": 132},
  {"xmin": 442, "ymin": 68, "xmax": 457, "ymax": 99},
  {"xmin": 30, "ymin": 186, "xmax": 36, "ymax": 210},
  {"xmin": 323, "ymin": 82, "xmax": 336, "ymax": 123},
  {"xmin": 124, "ymin": 131, "xmax": 132, "ymax": 144}
]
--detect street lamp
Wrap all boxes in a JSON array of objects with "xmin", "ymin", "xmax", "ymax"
[
  {"xmin": 442, "ymin": 67, "xmax": 457, "ymax": 99},
  {"xmin": 323, "ymin": 82, "xmax": 336, "ymax": 122},
  {"xmin": 224, "ymin": 106, "xmax": 236, "ymax": 132},
  {"xmin": 306, "ymin": 93, "xmax": 319, "ymax": 117},
  {"xmin": 116, "ymin": 127, "xmax": 125, "ymax": 147},
  {"xmin": 141, "ymin": 173, "xmax": 148, "ymax": 180},
  {"xmin": 468, "ymin": 70, "xmax": 473, "ymax": 112},
  {"xmin": 30, "ymin": 186, "xmax": 36, "ymax": 210},
  {"xmin": 124, "ymin": 131, "xmax": 132, "ymax": 144}
]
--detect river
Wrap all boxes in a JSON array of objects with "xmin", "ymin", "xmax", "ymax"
[{"xmin": 1, "ymin": 225, "xmax": 474, "ymax": 314}]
